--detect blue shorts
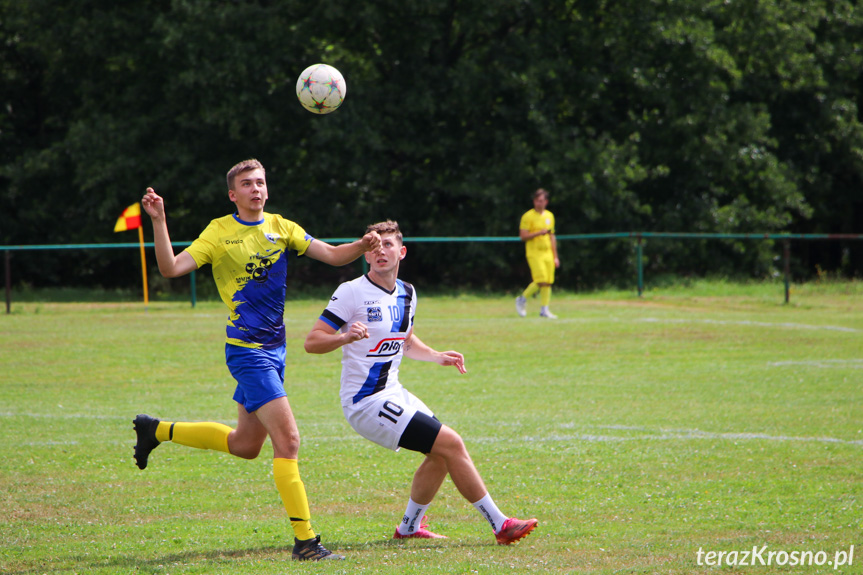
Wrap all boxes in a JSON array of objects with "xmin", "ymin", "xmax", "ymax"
[{"xmin": 225, "ymin": 344, "xmax": 287, "ymax": 413}]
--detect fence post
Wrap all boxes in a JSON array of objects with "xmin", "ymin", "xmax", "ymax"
[
  {"xmin": 4, "ymin": 250, "xmax": 10, "ymax": 314},
  {"xmin": 190, "ymin": 269, "xmax": 197, "ymax": 308},
  {"xmin": 636, "ymin": 235, "xmax": 644, "ymax": 297},
  {"xmin": 784, "ymin": 239, "xmax": 791, "ymax": 304}
]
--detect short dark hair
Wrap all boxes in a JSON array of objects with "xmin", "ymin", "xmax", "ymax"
[
  {"xmin": 533, "ymin": 188, "xmax": 549, "ymax": 200},
  {"xmin": 366, "ymin": 220, "xmax": 403, "ymax": 244},
  {"xmin": 227, "ymin": 159, "xmax": 265, "ymax": 190}
]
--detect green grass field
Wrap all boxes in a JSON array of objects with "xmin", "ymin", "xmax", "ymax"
[{"xmin": 2, "ymin": 282, "xmax": 861, "ymax": 574}]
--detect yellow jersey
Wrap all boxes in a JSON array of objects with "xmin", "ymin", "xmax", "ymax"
[
  {"xmin": 519, "ymin": 208, "xmax": 555, "ymax": 258},
  {"xmin": 185, "ymin": 213, "xmax": 313, "ymax": 348}
]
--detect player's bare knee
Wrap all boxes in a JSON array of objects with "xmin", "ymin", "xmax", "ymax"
[
  {"xmin": 421, "ymin": 452, "xmax": 447, "ymax": 469},
  {"xmin": 270, "ymin": 431, "xmax": 301, "ymax": 456},
  {"xmin": 238, "ymin": 444, "xmax": 263, "ymax": 460},
  {"xmin": 433, "ymin": 426, "xmax": 468, "ymax": 458},
  {"xmin": 229, "ymin": 437, "xmax": 265, "ymax": 459},
  {"xmin": 229, "ymin": 428, "xmax": 267, "ymax": 459}
]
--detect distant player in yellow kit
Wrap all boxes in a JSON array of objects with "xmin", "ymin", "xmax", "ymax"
[{"xmin": 516, "ymin": 188, "xmax": 560, "ymax": 319}]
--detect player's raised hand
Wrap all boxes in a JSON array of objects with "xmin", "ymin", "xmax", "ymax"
[
  {"xmin": 438, "ymin": 351, "xmax": 467, "ymax": 374},
  {"xmin": 141, "ymin": 188, "xmax": 166, "ymax": 220}
]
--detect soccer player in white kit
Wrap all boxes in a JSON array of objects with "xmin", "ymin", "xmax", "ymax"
[{"xmin": 304, "ymin": 220, "xmax": 538, "ymax": 545}]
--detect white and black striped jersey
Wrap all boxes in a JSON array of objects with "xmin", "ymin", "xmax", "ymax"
[{"xmin": 318, "ymin": 274, "xmax": 416, "ymax": 406}]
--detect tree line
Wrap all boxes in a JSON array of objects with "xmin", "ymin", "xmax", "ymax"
[{"xmin": 2, "ymin": 0, "xmax": 862, "ymax": 292}]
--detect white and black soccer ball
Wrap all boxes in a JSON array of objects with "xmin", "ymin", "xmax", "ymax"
[{"xmin": 296, "ymin": 64, "xmax": 347, "ymax": 114}]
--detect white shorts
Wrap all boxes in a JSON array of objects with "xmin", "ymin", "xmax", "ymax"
[{"xmin": 343, "ymin": 386, "xmax": 434, "ymax": 451}]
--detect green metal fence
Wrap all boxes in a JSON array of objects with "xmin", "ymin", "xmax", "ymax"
[{"xmin": 4, "ymin": 232, "xmax": 863, "ymax": 313}]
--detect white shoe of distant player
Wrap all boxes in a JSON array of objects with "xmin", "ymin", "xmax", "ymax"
[
  {"xmin": 539, "ymin": 308, "xmax": 558, "ymax": 319},
  {"xmin": 515, "ymin": 296, "xmax": 527, "ymax": 317}
]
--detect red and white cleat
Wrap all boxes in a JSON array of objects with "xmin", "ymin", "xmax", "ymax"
[
  {"xmin": 495, "ymin": 517, "xmax": 538, "ymax": 545},
  {"xmin": 393, "ymin": 515, "xmax": 448, "ymax": 539}
]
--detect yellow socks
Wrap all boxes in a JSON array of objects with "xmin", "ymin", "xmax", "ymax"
[
  {"xmin": 523, "ymin": 282, "xmax": 540, "ymax": 299},
  {"xmin": 273, "ymin": 458, "xmax": 316, "ymax": 541},
  {"xmin": 150, "ymin": 425, "xmax": 315, "ymax": 541},
  {"xmin": 155, "ymin": 421, "xmax": 231, "ymax": 453},
  {"xmin": 540, "ymin": 285, "xmax": 552, "ymax": 307},
  {"xmin": 155, "ymin": 421, "xmax": 172, "ymax": 443}
]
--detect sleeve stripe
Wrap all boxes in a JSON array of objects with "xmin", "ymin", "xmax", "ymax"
[
  {"xmin": 398, "ymin": 282, "xmax": 414, "ymax": 333},
  {"xmin": 321, "ymin": 308, "xmax": 346, "ymax": 330}
]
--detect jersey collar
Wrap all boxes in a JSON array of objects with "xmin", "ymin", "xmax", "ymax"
[
  {"xmin": 232, "ymin": 212, "xmax": 265, "ymax": 226},
  {"xmin": 365, "ymin": 273, "xmax": 397, "ymax": 295}
]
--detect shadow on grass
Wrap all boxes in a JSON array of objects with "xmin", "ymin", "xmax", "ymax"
[{"xmin": 6, "ymin": 536, "xmax": 486, "ymax": 574}]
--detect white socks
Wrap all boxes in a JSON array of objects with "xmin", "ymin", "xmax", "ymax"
[
  {"xmin": 472, "ymin": 493, "xmax": 508, "ymax": 533},
  {"xmin": 397, "ymin": 498, "xmax": 430, "ymax": 535},
  {"xmin": 398, "ymin": 494, "xmax": 508, "ymax": 534}
]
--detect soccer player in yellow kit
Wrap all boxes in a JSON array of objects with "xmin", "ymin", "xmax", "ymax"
[
  {"xmin": 132, "ymin": 159, "xmax": 380, "ymax": 561},
  {"xmin": 516, "ymin": 188, "xmax": 560, "ymax": 318}
]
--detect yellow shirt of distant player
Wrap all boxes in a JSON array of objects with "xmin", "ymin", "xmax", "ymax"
[{"xmin": 520, "ymin": 208, "xmax": 555, "ymax": 258}]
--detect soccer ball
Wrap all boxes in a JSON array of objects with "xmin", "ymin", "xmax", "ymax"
[{"xmin": 296, "ymin": 64, "xmax": 347, "ymax": 114}]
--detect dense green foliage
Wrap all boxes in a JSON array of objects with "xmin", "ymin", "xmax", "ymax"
[{"xmin": 1, "ymin": 0, "xmax": 862, "ymax": 290}]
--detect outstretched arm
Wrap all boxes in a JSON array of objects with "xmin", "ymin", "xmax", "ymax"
[
  {"xmin": 304, "ymin": 319, "xmax": 370, "ymax": 354},
  {"xmin": 141, "ymin": 188, "xmax": 198, "ymax": 278},
  {"xmin": 404, "ymin": 330, "xmax": 467, "ymax": 374},
  {"xmin": 305, "ymin": 231, "xmax": 381, "ymax": 267}
]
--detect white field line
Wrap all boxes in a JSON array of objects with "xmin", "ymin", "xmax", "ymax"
[
  {"xmin": 0, "ymin": 412, "xmax": 125, "ymax": 419},
  {"xmin": 638, "ymin": 317, "xmax": 860, "ymax": 333},
  {"xmin": 510, "ymin": 433, "xmax": 863, "ymax": 446},
  {"xmin": 6, "ymin": 414, "xmax": 861, "ymax": 447},
  {"xmin": 417, "ymin": 316, "xmax": 861, "ymax": 332},
  {"xmin": 768, "ymin": 359, "xmax": 863, "ymax": 368},
  {"xmin": 519, "ymin": 424, "xmax": 863, "ymax": 447},
  {"xmin": 601, "ymin": 425, "xmax": 863, "ymax": 447}
]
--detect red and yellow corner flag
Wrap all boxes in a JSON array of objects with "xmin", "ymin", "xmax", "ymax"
[
  {"xmin": 114, "ymin": 203, "xmax": 142, "ymax": 232},
  {"xmin": 113, "ymin": 202, "xmax": 149, "ymax": 307}
]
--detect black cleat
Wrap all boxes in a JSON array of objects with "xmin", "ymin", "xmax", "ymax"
[
  {"xmin": 291, "ymin": 535, "xmax": 344, "ymax": 561},
  {"xmin": 133, "ymin": 414, "xmax": 161, "ymax": 470}
]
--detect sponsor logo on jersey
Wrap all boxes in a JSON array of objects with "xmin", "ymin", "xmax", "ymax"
[
  {"xmin": 367, "ymin": 307, "xmax": 383, "ymax": 322},
  {"xmin": 244, "ymin": 252, "xmax": 277, "ymax": 283},
  {"xmin": 367, "ymin": 337, "xmax": 405, "ymax": 357}
]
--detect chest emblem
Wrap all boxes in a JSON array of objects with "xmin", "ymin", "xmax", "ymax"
[
  {"xmin": 244, "ymin": 251, "xmax": 279, "ymax": 284},
  {"xmin": 367, "ymin": 307, "xmax": 383, "ymax": 322}
]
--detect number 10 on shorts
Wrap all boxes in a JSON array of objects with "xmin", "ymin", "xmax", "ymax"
[{"xmin": 379, "ymin": 401, "xmax": 404, "ymax": 424}]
